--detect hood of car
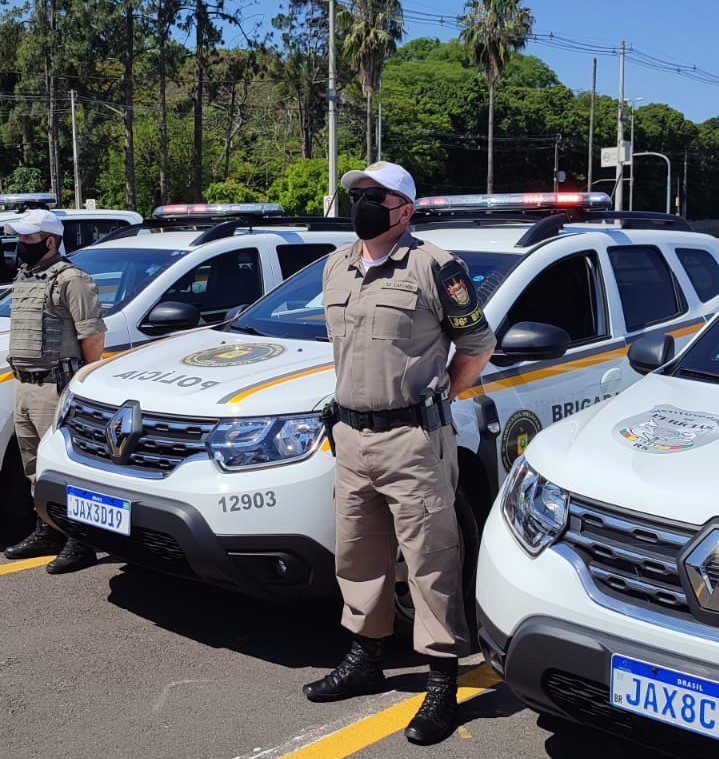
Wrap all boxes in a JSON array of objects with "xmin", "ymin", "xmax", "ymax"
[
  {"xmin": 70, "ymin": 328, "xmax": 336, "ymax": 418},
  {"xmin": 526, "ymin": 372, "xmax": 719, "ymax": 524}
]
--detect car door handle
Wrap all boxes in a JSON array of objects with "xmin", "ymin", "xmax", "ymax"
[{"xmin": 600, "ymin": 367, "xmax": 621, "ymax": 389}]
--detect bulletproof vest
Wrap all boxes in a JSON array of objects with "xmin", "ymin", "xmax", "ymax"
[{"xmin": 9, "ymin": 259, "xmax": 83, "ymax": 370}]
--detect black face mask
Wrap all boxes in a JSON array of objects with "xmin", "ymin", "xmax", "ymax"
[
  {"xmin": 17, "ymin": 239, "xmax": 50, "ymax": 268},
  {"xmin": 351, "ymin": 197, "xmax": 403, "ymax": 240}
]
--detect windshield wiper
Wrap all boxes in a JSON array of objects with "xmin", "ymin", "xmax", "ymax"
[
  {"xmin": 676, "ymin": 367, "xmax": 719, "ymax": 383},
  {"xmin": 313, "ymin": 335, "xmax": 330, "ymax": 342},
  {"xmin": 231, "ymin": 324, "xmax": 267, "ymax": 336}
]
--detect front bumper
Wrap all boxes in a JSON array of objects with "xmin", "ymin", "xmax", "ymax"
[
  {"xmin": 36, "ymin": 470, "xmax": 337, "ymax": 601},
  {"xmin": 478, "ymin": 611, "xmax": 718, "ymax": 755}
]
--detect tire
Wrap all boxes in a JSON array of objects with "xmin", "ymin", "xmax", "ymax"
[
  {"xmin": 394, "ymin": 484, "xmax": 481, "ymax": 641},
  {"xmin": 0, "ymin": 436, "xmax": 34, "ymax": 546}
]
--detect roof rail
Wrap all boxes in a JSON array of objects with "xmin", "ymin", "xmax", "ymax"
[{"xmin": 515, "ymin": 210, "xmax": 692, "ymax": 248}]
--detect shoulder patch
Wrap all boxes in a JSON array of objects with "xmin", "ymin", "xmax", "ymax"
[{"xmin": 433, "ymin": 258, "xmax": 488, "ymax": 338}]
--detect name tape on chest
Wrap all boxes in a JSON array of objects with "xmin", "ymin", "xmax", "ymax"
[{"xmin": 380, "ymin": 280, "xmax": 418, "ymax": 293}]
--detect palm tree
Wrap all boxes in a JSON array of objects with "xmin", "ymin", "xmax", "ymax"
[
  {"xmin": 341, "ymin": 0, "xmax": 403, "ymax": 165},
  {"xmin": 460, "ymin": 0, "xmax": 533, "ymax": 193}
]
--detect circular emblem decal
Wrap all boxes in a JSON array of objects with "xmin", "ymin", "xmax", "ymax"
[
  {"xmin": 613, "ymin": 405, "xmax": 719, "ymax": 454},
  {"xmin": 182, "ymin": 342, "xmax": 284, "ymax": 367},
  {"xmin": 501, "ymin": 410, "xmax": 543, "ymax": 471}
]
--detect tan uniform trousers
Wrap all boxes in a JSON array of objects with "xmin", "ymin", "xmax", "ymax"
[
  {"xmin": 14, "ymin": 382, "xmax": 60, "ymax": 488},
  {"xmin": 334, "ymin": 420, "xmax": 470, "ymax": 658}
]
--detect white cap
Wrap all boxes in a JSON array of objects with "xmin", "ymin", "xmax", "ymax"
[
  {"xmin": 341, "ymin": 161, "xmax": 417, "ymax": 203},
  {"xmin": 4, "ymin": 208, "xmax": 64, "ymax": 237}
]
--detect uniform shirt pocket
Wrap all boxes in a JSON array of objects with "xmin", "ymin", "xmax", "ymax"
[
  {"xmin": 371, "ymin": 289, "xmax": 418, "ymax": 340},
  {"xmin": 323, "ymin": 288, "xmax": 350, "ymax": 339}
]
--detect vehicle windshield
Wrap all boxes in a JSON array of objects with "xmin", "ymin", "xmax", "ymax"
[
  {"xmin": 0, "ymin": 246, "xmax": 189, "ymax": 318},
  {"xmin": 230, "ymin": 250, "xmax": 519, "ymax": 341},
  {"xmin": 669, "ymin": 317, "xmax": 719, "ymax": 382}
]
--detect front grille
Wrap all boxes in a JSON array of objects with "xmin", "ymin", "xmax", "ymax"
[
  {"xmin": 543, "ymin": 670, "xmax": 714, "ymax": 753},
  {"xmin": 562, "ymin": 498, "xmax": 696, "ymax": 617},
  {"xmin": 63, "ymin": 396, "xmax": 217, "ymax": 475},
  {"xmin": 47, "ymin": 501, "xmax": 195, "ymax": 577}
]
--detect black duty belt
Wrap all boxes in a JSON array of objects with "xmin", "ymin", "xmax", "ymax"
[
  {"xmin": 13, "ymin": 367, "xmax": 62, "ymax": 385},
  {"xmin": 336, "ymin": 397, "xmax": 451, "ymax": 433}
]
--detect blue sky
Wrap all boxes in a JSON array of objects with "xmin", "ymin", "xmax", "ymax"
[{"xmin": 230, "ymin": 0, "xmax": 719, "ymax": 123}]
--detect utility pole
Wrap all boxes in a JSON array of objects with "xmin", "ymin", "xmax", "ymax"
[
  {"xmin": 377, "ymin": 76, "xmax": 382, "ymax": 162},
  {"xmin": 682, "ymin": 148, "xmax": 688, "ymax": 217},
  {"xmin": 587, "ymin": 58, "xmax": 596, "ymax": 192},
  {"xmin": 553, "ymin": 134, "xmax": 561, "ymax": 193},
  {"xmin": 70, "ymin": 89, "xmax": 82, "ymax": 210},
  {"xmin": 326, "ymin": 0, "xmax": 338, "ymax": 217},
  {"xmin": 615, "ymin": 41, "xmax": 626, "ymax": 211}
]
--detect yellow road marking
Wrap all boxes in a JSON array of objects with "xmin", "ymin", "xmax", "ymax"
[
  {"xmin": 0, "ymin": 555, "xmax": 55, "ymax": 575},
  {"xmin": 227, "ymin": 363, "xmax": 334, "ymax": 405},
  {"xmin": 284, "ymin": 664, "xmax": 500, "ymax": 758}
]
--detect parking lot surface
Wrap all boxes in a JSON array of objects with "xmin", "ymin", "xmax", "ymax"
[{"xmin": 1, "ymin": 553, "xmax": 670, "ymax": 759}]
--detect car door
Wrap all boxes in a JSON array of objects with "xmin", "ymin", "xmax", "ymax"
[{"xmin": 484, "ymin": 248, "xmax": 625, "ymax": 477}]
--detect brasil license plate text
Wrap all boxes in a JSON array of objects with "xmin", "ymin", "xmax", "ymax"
[
  {"xmin": 611, "ymin": 654, "xmax": 719, "ymax": 740},
  {"xmin": 66, "ymin": 486, "xmax": 131, "ymax": 536}
]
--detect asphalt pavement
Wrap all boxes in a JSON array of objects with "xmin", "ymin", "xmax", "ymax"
[{"xmin": 0, "ymin": 552, "xmax": 670, "ymax": 759}]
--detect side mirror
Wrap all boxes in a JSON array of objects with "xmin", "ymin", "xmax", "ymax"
[
  {"xmin": 495, "ymin": 321, "xmax": 571, "ymax": 365},
  {"xmin": 139, "ymin": 301, "xmax": 200, "ymax": 335},
  {"xmin": 628, "ymin": 333, "xmax": 675, "ymax": 375},
  {"xmin": 224, "ymin": 304, "xmax": 249, "ymax": 323}
]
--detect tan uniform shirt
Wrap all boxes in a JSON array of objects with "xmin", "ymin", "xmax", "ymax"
[
  {"xmin": 323, "ymin": 231, "xmax": 496, "ymax": 412},
  {"xmin": 10, "ymin": 254, "xmax": 106, "ymax": 371}
]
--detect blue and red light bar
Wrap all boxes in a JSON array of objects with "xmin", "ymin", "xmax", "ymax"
[
  {"xmin": 152, "ymin": 202, "xmax": 284, "ymax": 218},
  {"xmin": 0, "ymin": 192, "xmax": 57, "ymax": 208},
  {"xmin": 415, "ymin": 192, "xmax": 612, "ymax": 212}
]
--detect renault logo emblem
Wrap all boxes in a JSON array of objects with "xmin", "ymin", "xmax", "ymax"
[
  {"xmin": 683, "ymin": 528, "xmax": 719, "ymax": 614},
  {"xmin": 106, "ymin": 400, "xmax": 142, "ymax": 465}
]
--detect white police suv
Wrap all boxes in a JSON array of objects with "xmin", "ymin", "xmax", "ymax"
[
  {"xmin": 33, "ymin": 192, "xmax": 719, "ymax": 631},
  {"xmin": 0, "ymin": 203, "xmax": 354, "ymax": 539},
  {"xmin": 476, "ymin": 315, "xmax": 719, "ymax": 754}
]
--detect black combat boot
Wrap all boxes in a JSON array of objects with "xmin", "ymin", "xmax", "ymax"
[
  {"xmin": 404, "ymin": 657, "xmax": 459, "ymax": 745},
  {"xmin": 4, "ymin": 516, "xmax": 66, "ymax": 560},
  {"xmin": 46, "ymin": 538, "xmax": 97, "ymax": 574},
  {"xmin": 303, "ymin": 635, "xmax": 387, "ymax": 702}
]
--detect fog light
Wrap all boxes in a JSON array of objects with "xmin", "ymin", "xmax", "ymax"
[{"xmin": 276, "ymin": 559, "xmax": 288, "ymax": 577}]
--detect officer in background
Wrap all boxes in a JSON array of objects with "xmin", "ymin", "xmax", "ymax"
[
  {"xmin": 305, "ymin": 162, "xmax": 496, "ymax": 745},
  {"xmin": 3, "ymin": 209, "xmax": 106, "ymax": 573}
]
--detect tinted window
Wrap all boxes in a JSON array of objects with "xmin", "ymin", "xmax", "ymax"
[
  {"xmin": 671, "ymin": 317, "xmax": 719, "ymax": 381},
  {"xmin": 505, "ymin": 253, "xmax": 605, "ymax": 343},
  {"xmin": 676, "ymin": 248, "xmax": 719, "ymax": 303},
  {"xmin": 61, "ymin": 218, "xmax": 131, "ymax": 252},
  {"xmin": 277, "ymin": 244, "xmax": 336, "ymax": 279},
  {"xmin": 609, "ymin": 246, "xmax": 682, "ymax": 331},
  {"xmin": 160, "ymin": 248, "xmax": 261, "ymax": 323},
  {"xmin": 450, "ymin": 251, "xmax": 521, "ymax": 306},
  {"xmin": 69, "ymin": 246, "xmax": 184, "ymax": 314}
]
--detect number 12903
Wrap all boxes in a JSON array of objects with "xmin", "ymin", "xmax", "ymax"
[{"xmin": 219, "ymin": 491, "xmax": 277, "ymax": 512}]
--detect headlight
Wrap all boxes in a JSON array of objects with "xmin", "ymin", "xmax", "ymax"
[
  {"xmin": 501, "ymin": 455, "xmax": 569, "ymax": 556},
  {"xmin": 206, "ymin": 414, "xmax": 325, "ymax": 471},
  {"xmin": 52, "ymin": 388, "xmax": 74, "ymax": 432}
]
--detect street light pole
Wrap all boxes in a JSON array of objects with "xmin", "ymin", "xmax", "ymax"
[
  {"xmin": 633, "ymin": 151, "xmax": 671, "ymax": 214},
  {"xmin": 615, "ymin": 41, "xmax": 626, "ymax": 211},
  {"xmin": 327, "ymin": 0, "xmax": 338, "ymax": 217},
  {"xmin": 628, "ymin": 97, "xmax": 643, "ymax": 211},
  {"xmin": 70, "ymin": 89, "xmax": 82, "ymax": 210}
]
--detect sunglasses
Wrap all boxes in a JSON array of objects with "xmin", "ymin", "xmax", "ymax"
[{"xmin": 348, "ymin": 186, "xmax": 408, "ymax": 205}]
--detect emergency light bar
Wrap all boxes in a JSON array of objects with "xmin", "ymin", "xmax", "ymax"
[
  {"xmin": 415, "ymin": 192, "xmax": 612, "ymax": 212},
  {"xmin": 152, "ymin": 202, "xmax": 284, "ymax": 218},
  {"xmin": 0, "ymin": 192, "xmax": 57, "ymax": 208}
]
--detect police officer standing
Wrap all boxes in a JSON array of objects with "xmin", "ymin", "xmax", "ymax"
[
  {"xmin": 304, "ymin": 162, "xmax": 496, "ymax": 745},
  {"xmin": 3, "ymin": 209, "xmax": 106, "ymax": 573}
]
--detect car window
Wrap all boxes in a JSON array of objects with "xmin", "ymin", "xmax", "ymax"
[
  {"xmin": 504, "ymin": 252, "xmax": 606, "ymax": 344},
  {"xmin": 609, "ymin": 245, "xmax": 684, "ymax": 331},
  {"xmin": 676, "ymin": 248, "xmax": 719, "ymax": 303},
  {"xmin": 61, "ymin": 218, "xmax": 132, "ymax": 253},
  {"xmin": 276, "ymin": 244, "xmax": 336, "ymax": 279},
  {"xmin": 160, "ymin": 248, "xmax": 261, "ymax": 323},
  {"xmin": 670, "ymin": 316, "xmax": 719, "ymax": 381}
]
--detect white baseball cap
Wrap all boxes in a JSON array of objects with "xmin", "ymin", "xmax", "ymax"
[
  {"xmin": 4, "ymin": 208, "xmax": 64, "ymax": 237},
  {"xmin": 341, "ymin": 161, "xmax": 417, "ymax": 203}
]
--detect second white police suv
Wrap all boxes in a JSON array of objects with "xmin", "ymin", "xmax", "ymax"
[{"xmin": 34, "ymin": 192, "xmax": 719, "ymax": 632}]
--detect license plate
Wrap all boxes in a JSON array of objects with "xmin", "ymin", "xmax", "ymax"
[
  {"xmin": 66, "ymin": 486, "xmax": 131, "ymax": 536},
  {"xmin": 611, "ymin": 654, "xmax": 719, "ymax": 740}
]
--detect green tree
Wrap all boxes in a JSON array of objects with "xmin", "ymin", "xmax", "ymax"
[
  {"xmin": 341, "ymin": 0, "xmax": 403, "ymax": 165},
  {"xmin": 205, "ymin": 178, "xmax": 267, "ymax": 202},
  {"xmin": 460, "ymin": 0, "xmax": 533, "ymax": 192},
  {"xmin": 6, "ymin": 166, "xmax": 43, "ymax": 192}
]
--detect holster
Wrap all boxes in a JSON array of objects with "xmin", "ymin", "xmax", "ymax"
[
  {"xmin": 321, "ymin": 401, "xmax": 339, "ymax": 457},
  {"xmin": 56, "ymin": 356, "xmax": 84, "ymax": 393}
]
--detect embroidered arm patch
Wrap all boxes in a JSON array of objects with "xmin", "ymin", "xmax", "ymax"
[{"xmin": 433, "ymin": 259, "xmax": 488, "ymax": 338}]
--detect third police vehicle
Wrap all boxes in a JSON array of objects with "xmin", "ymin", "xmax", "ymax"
[{"xmin": 33, "ymin": 192, "xmax": 719, "ymax": 629}]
